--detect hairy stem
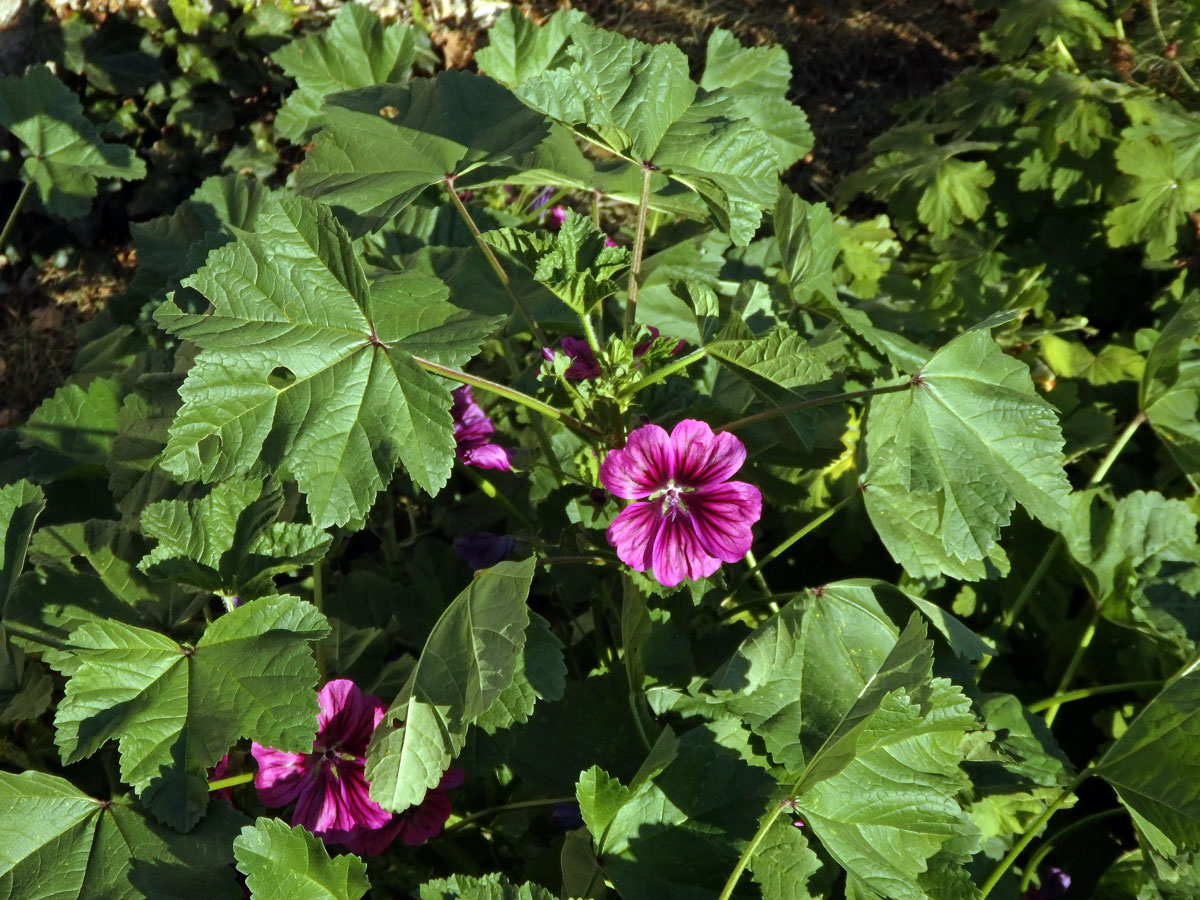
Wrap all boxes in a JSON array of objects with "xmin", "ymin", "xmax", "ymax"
[
  {"xmin": 312, "ymin": 559, "xmax": 326, "ymax": 682},
  {"xmin": 1148, "ymin": 0, "xmax": 1200, "ymax": 94},
  {"xmin": 0, "ymin": 181, "xmax": 32, "ymax": 253},
  {"xmin": 720, "ymin": 380, "xmax": 913, "ymax": 433},
  {"xmin": 411, "ymin": 356, "xmax": 603, "ymax": 441},
  {"xmin": 979, "ymin": 769, "xmax": 1092, "ymax": 898},
  {"xmin": 623, "ymin": 163, "xmax": 654, "ymax": 337},
  {"xmin": 208, "ymin": 771, "xmax": 255, "ymax": 792},
  {"xmin": 443, "ymin": 177, "xmax": 548, "ymax": 345},
  {"xmin": 1026, "ymin": 680, "xmax": 1163, "ymax": 714},
  {"xmin": 626, "ymin": 347, "xmax": 708, "ymax": 395},
  {"xmin": 442, "ymin": 796, "xmax": 577, "ymax": 836}
]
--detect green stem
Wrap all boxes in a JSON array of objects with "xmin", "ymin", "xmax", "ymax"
[
  {"xmin": 312, "ymin": 559, "xmax": 326, "ymax": 682},
  {"xmin": 737, "ymin": 489, "xmax": 861, "ymax": 587},
  {"xmin": 1026, "ymin": 680, "xmax": 1163, "ymax": 714},
  {"xmin": 0, "ymin": 181, "xmax": 31, "ymax": 253},
  {"xmin": 442, "ymin": 796, "xmax": 577, "ymax": 836},
  {"xmin": 1043, "ymin": 604, "xmax": 1107, "ymax": 726},
  {"xmin": 720, "ymin": 381, "xmax": 914, "ymax": 433},
  {"xmin": 444, "ymin": 177, "xmax": 548, "ymax": 345},
  {"xmin": 626, "ymin": 347, "xmax": 708, "ymax": 395},
  {"xmin": 208, "ymin": 771, "xmax": 255, "ymax": 792},
  {"xmin": 580, "ymin": 312, "xmax": 604, "ymax": 361},
  {"xmin": 718, "ymin": 592, "xmax": 802, "ymax": 622},
  {"xmin": 741, "ymin": 548, "xmax": 775, "ymax": 603},
  {"xmin": 411, "ymin": 356, "xmax": 603, "ymax": 441},
  {"xmin": 1148, "ymin": 0, "xmax": 1200, "ymax": 94},
  {"xmin": 717, "ymin": 798, "xmax": 794, "ymax": 900},
  {"xmin": 537, "ymin": 554, "xmax": 616, "ymax": 567},
  {"xmin": 1091, "ymin": 411, "xmax": 1146, "ymax": 484},
  {"xmin": 978, "ymin": 768, "xmax": 1092, "ymax": 899},
  {"xmin": 1018, "ymin": 808, "xmax": 1124, "ymax": 892},
  {"xmin": 623, "ymin": 163, "xmax": 654, "ymax": 338},
  {"xmin": 457, "ymin": 464, "xmax": 533, "ymax": 528},
  {"xmin": 522, "ymin": 187, "xmax": 569, "ymax": 224}
]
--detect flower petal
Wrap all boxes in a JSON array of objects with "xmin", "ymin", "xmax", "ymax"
[
  {"xmin": 599, "ymin": 424, "xmax": 672, "ymax": 499},
  {"xmin": 317, "ymin": 679, "xmax": 386, "ymax": 753},
  {"xmin": 460, "ymin": 442, "xmax": 513, "ymax": 471},
  {"xmin": 688, "ymin": 481, "xmax": 762, "ymax": 563},
  {"xmin": 606, "ymin": 502, "xmax": 661, "ymax": 572},
  {"xmin": 651, "ymin": 515, "xmax": 721, "ymax": 587},
  {"xmin": 670, "ymin": 420, "xmax": 746, "ymax": 488},
  {"xmin": 251, "ymin": 744, "xmax": 311, "ymax": 808}
]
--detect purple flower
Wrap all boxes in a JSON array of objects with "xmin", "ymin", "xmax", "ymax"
[
  {"xmin": 452, "ymin": 531, "xmax": 515, "ymax": 569},
  {"xmin": 252, "ymin": 680, "xmax": 461, "ymax": 855},
  {"xmin": 1025, "ymin": 866, "xmax": 1071, "ymax": 900},
  {"xmin": 599, "ymin": 420, "xmax": 762, "ymax": 587},
  {"xmin": 451, "ymin": 386, "xmax": 512, "ymax": 471}
]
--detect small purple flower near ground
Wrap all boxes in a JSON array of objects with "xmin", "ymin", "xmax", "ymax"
[
  {"xmin": 451, "ymin": 386, "xmax": 512, "ymax": 471},
  {"xmin": 551, "ymin": 802, "xmax": 584, "ymax": 829},
  {"xmin": 252, "ymin": 679, "xmax": 462, "ymax": 855},
  {"xmin": 599, "ymin": 419, "xmax": 762, "ymax": 587},
  {"xmin": 452, "ymin": 531, "xmax": 515, "ymax": 569}
]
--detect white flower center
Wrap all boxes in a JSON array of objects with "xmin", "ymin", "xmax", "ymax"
[{"xmin": 651, "ymin": 478, "xmax": 693, "ymax": 518}]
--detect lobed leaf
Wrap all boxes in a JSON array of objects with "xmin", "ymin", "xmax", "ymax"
[
  {"xmin": 156, "ymin": 192, "xmax": 500, "ymax": 526},
  {"xmin": 0, "ymin": 769, "xmax": 246, "ymax": 900},
  {"xmin": 233, "ymin": 818, "xmax": 369, "ymax": 900},
  {"xmin": 0, "ymin": 65, "xmax": 145, "ymax": 220},
  {"xmin": 50, "ymin": 594, "xmax": 328, "ymax": 830},
  {"xmin": 865, "ymin": 329, "xmax": 1071, "ymax": 579}
]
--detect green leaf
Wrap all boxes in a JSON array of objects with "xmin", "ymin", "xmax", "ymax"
[
  {"xmin": 272, "ymin": 3, "xmax": 415, "ymax": 143},
  {"xmin": 417, "ymin": 872, "xmax": 562, "ymax": 900},
  {"xmin": 8, "ymin": 520, "xmax": 203, "ymax": 648},
  {"xmin": 498, "ymin": 19, "xmax": 779, "ymax": 244},
  {"xmin": 1097, "ymin": 654, "xmax": 1200, "ymax": 855},
  {"xmin": 749, "ymin": 817, "xmax": 828, "ymax": 900},
  {"xmin": 473, "ymin": 611, "xmax": 566, "ymax": 734},
  {"xmin": 1105, "ymin": 138, "xmax": 1200, "ymax": 261},
  {"xmin": 794, "ymin": 678, "xmax": 978, "ymax": 900},
  {"xmin": 865, "ymin": 329, "xmax": 1071, "ymax": 579},
  {"xmin": 129, "ymin": 174, "xmax": 273, "ymax": 311},
  {"xmin": 700, "ymin": 28, "xmax": 813, "ymax": 171},
  {"xmin": 233, "ymin": 818, "xmax": 370, "ymax": 900},
  {"xmin": 482, "ymin": 209, "xmax": 630, "ymax": 314},
  {"xmin": 0, "ymin": 769, "xmax": 246, "ymax": 900},
  {"xmin": 366, "ymin": 559, "xmax": 534, "ymax": 813},
  {"xmin": 294, "ymin": 71, "xmax": 551, "ymax": 236},
  {"xmin": 576, "ymin": 723, "xmax": 774, "ymax": 900},
  {"xmin": 1060, "ymin": 489, "xmax": 1200, "ymax": 656},
  {"xmin": 0, "ymin": 481, "xmax": 49, "ymax": 723},
  {"xmin": 155, "ymin": 192, "xmax": 500, "ymax": 527},
  {"xmin": 982, "ymin": 0, "xmax": 1114, "ymax": 60},
  {"xmin": 707, "ymin": 584, "xmax": 910, "ymax": 777},
  {"xmin": 705, "ymin": 313, "xmax": 833, "ymax": 390},
  {"xmin": 0, "ymin": 480, "xmax": 44, "ymax": 610},
  {"xmin": 50, "ymin": 593, "xmax": 329, "ymax": 830},
  {"xmin": 0, "ymin": 65, "xmax": 145, "ymax": 219},
  {"xmin": 475, "ymin": 8, "xmax": 591, "ymax": 87},
  {"xmin": 138, "ymin": 478, "xmax": 330, "ymax": 600},
  {"xmin": 17, "ymin": 377, "xmax": 123, "ymax": 479},
  {"xmin": 1141, "ymin": 295, "xmax": 1200, "ymax": 486},
  {"xmin": 841, "ymin": 125, "xmax": 996, "ymax": 238}
]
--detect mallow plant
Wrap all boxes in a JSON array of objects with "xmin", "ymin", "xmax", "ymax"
[{"xmin": 1, "ymin": 3, "xmax": 1200, "ymax": 900}]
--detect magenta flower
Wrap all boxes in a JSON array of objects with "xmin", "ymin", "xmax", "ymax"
[
  {"xmin": 599, "ymin": 420, "xmax": 761, "ymax": 587},
  {"xmin": 252, "ymin": 679, "xmax": 462, "ymax": 855},
  {"xmin": 451, "ymin": 386, "xmax": 512, "ymax": 471}
]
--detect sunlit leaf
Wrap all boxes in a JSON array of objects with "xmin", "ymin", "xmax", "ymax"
[{"xmin": 233, "ymin": 818, "xmax": 369, "ymax": 900}]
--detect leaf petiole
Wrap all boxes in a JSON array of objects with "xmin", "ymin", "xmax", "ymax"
[
  {"xmin": 1025, "ymin": 680, "xmax": 1163, "ymax": 714},
  {"xmin": 411, "ymin": 356, "xmax": 604, "ymax": 441},
  {"xmin": 719, "ymin": 380, "xmax": 913, "ymax": 432},
  {"xmin": 622, "ymin": 162, "xmax": 654, "ymax": 338},
  {"xmin": 625, "ymin": 347, "xmax": 708, "ymax": 395},
  {"xmin": 208, "ymin": 771, "xmax": 255, "ymax": 792},
  {"xmin": 0, "ymin": 181, "xmax": 31, "ymax": 254}
]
